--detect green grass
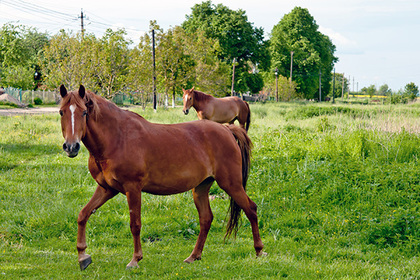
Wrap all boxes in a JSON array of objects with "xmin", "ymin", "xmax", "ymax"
[{"xmin": 2, "ymin": 102, "xmax": 420, "ymax": 279}]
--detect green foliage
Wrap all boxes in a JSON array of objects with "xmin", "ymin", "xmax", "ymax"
[
  {"xmin": 269, "ymin": 7, "xmax": 337, "ymax": 99},
  {"xmin": 361, "ymin": 84, "xmax": 377, "ymax": 98},
  {"xmin": 383, "ymin": 82, "xmax": 419, "ymax": 104},
  {"xmin": 261, "ymin": 71, "xmax": 300, "ymax": 101},
  {"xmin": 33, "ymin": 97, "xmax": 42, "ymax": 105},
  {"xmin": 0, "ymin": 100, "xmax": 19, "ymax": 108},
  {"xmin": 405, "ymin": 82, "xmax": 419, "ymax": 100},
  {"xmin": 328, "ymin": 72, "xmax": 348, "ymax": 98},
  {"xmin": 182, "ymin": 1, "xmax": 268, "ymax": 67},
  {"xmin": 40, "ymin": 31, "xmax": 100, "ymax": 91},
  {"xmin": 378, "ymin": 83, "xmax": 391, "ymax": 96},
  {"xmin": 97, "ymin": 29, "xmax": 132, "ymax": 97},
  {"xmin": 0, "ymin": 23, "xmax": 48, "ymax": 90},
  {"xmin": 153, "ymin": 24, "xmax": 230, "ymax": 99},
  {"xmin": 182, "ymin": 1, "xmax": 269, "ymax": 94}
]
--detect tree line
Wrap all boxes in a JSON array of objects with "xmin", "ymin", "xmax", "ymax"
[{"xmin": 1, "ymin": 2, "xmax": 341, "ymax": 103}]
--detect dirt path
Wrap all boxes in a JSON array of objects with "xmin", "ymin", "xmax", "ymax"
[{"xmin": 0, "ymin": 107, "xmax": 58, "ymax": 116}]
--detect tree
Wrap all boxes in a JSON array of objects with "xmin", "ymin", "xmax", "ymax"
[
  {"xmin": 40, "ymin": 30, "xmax": 100, "ymax": 91},
  {"xmin": 182, "ymin": 1, "xmax": 269, "ymax": 94},
  {"xmin": 41, "ymin": 28, "xmax": 131, "ymax": 97},
  {"xmin": 126, "ymin": 28, "xmax": 154, "ymax": 108},
  {"xmin": 269, "ymin": 7, "xmax": 337, "ymax": 99},
  {"xmin": 127, "ymin": 21, "xmax": 230, "ymax": 108},
  {"xmin": 155, "ymin": 25, "xmax": 195, "ymax": 107},
  {"xmin": 378, "ymin": 84, "xmax": 391, "ymax": 96},
  {"xmin": 329, "ymin": 73, "xmax": 349, "ymax": 99},
  {"xmin": 244, "ymin": 71, "xmax": 264, "ymax": 94},
  {"xmin": 360, "ymin": 85, "xmax": 377, "ymax": 98},
  {"xmin": 261, "ymin": 71, "xmax": 299, "ymax": 101},
  {"xmin": 404, "ymin": 82, "xmax": 419, "ymax": 101},
  {"xmin": 96, "ymin": 29, "xmax": 131, "ymax": 98},
  {"xmin": 180, "ymin": 28, "xmax": 230, "ymax": 97},
  {"xmin": 0, "ymin": 23, "xmax": 48, "ymax": 89}
]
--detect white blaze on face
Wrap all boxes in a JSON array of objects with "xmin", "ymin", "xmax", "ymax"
[
  {"xmin": 184, "ymin": 94, "xmax": 189, "ymax": 103},
  {"xmin": 69, "ymin": 104, "xmax": 76, "ymax": 135}
]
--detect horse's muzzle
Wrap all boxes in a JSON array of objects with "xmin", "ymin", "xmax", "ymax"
[
  {"xmin": 183, "ymin": 109, "xmax": 189, "ymax": 115},
  {"xmin": 63, "ymin": 142, "xmax": 80, "ymax": 158}
]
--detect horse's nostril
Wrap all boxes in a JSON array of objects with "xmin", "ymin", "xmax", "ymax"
[
  {"xmin": 75, "ymin": 142, "xmax": 80, "ymax": 151},
  {"xmin": 63, "ymin": 143, "xmax": 68, "ymax": 151}
]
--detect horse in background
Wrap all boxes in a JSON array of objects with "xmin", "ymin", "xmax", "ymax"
[
  {"xmin": 182, "ymin": 88, "xmax": 251, "ymax": 132},
  {"xmin": 59, "ymin": 85, "xmax": 264, "ymax": 270}
]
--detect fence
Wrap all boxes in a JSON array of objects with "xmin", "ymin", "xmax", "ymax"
[
  {"xmin": 4, "ymin": 88, "xmax": 266, "ymax": 108},
  {"xmin": 5, "ymin": 87, "xmax": 59, "ymax": 104}
]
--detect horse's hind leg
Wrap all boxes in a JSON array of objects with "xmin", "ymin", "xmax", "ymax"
[
  {"xmin": 217, "ymin": 179, "xmax": 264, "ymax": 256},
  {"xmin": 77, "ymin": 185, "xmax": 118, "ymax": 270},
  {"xmin": 184, "ymin": 178, "xmax": 214, "ymax": 263}
]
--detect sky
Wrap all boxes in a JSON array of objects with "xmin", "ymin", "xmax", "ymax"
[{"xmin": 1, "ymin": 0, "xmax": 419, "ymax": 92}]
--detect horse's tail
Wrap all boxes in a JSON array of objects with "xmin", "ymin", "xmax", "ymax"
[
  {"xmin": 225, "ymin": 125, "xmax": 253, "ymax": 239},
  {"xmin": 245, "ymin": 101, "xmax": 251, "ymax": 132}
]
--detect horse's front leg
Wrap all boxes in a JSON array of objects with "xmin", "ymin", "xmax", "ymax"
[
  {"xmin": 77, "ymin": 185, "xmax": 118, "ymax": 270},
  {"xmin": 184, "ymin": 181, "xmax": 213, "ymax": 263},
  {"xmin": 126, "ymin": 190, "xmax": 143, "ymax": 269}
]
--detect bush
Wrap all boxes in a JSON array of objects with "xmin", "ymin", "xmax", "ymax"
[{"xmin": 33, "ymin": 97, "xmax": 43, "ymax": 105}]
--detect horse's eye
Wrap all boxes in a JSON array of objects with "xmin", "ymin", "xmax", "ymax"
[
  {"xmin": 59, "ymin": 110, "xmax": 63, "ymax": 116},
  {"xmin": 82, "ymin": 110, "xmax": 88, "ymax": 117}
]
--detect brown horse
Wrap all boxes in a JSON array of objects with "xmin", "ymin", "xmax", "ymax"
[
  {"xmin": 59, "ymin": 85, "xmax": 264, "ymax": 270},
  {"xmin": 182, "ymin": 88, "xmax": 251, "ymax": 131}
]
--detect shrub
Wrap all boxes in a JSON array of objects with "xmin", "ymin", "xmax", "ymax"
[{"xmin": 34, "ymin": 97, "xmax": 43, "ymax": 105}]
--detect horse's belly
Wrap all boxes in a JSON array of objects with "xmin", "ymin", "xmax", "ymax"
[
  {"xmin": 141, "ymin": 169, "xmax": 211, "ymax": 195},
  {"xmin": 141, "ymin": 184, "xmax": 192, "ymax": 195}
]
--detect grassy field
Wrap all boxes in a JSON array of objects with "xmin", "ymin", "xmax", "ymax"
[{"xmin": 2, "ymin": 102, "xmax": 420, "ymax": 279}]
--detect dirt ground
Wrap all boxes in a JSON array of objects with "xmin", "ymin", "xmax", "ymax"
[{"xmin": 0, "ymin": 107, "xmax": 58, "ymax": 116}]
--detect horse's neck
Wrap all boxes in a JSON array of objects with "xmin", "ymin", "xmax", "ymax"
[
  {"xmin": 193, "ymin": 91, "xmax": 211, "ymax": 111},
  {"xmin": 82, "ymin": 103, "xmax": 125, "ymax": 159}
]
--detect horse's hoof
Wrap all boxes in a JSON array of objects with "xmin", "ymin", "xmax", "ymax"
[
  {"xmin": 79, "ymin": 255, "xmax": 92, "ymax": 271},
  {"xmin": 257, "ymin": 251, "xmax": 268, "ymax": 258},
  {"xmin": 184, "ymin": 257, "xmax": 194, "ymax": 263},
  {"xmin": 184, "ymin": 256, "xmax": 201, "ymax": 263},
  {"xmin": 126, "ymin": 263, "xmax": 139, "ymax": 270}
]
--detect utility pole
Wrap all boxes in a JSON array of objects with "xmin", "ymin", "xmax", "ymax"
[
  {"xmin": 319, "ymin": 69, "xmax": 322, "ymax": 102},
  {"xmin": 289, "ymin": 51, "xmax": 294, "ymax": 101},
  {"xmin": 348, "ymin": 75, "xmax": 351, "ymax": 100},
  {"xmin": 231, "ymin": 58, "xmax": 236, "ymax": 96},
  {"xmin": 290, "ymin": 51, "xmax": 294, "ymax": 81},
  {"xmin": 332, "ymin": 68, "xmax": 336, "ymax": 103},
  {"xmin": 275, "ymin": 67, "xmax": 279, "ymax": 102},
  {"xmin": 152, "ymin": 29, "xmax": 157, "ymax": 112},
  {"xmin": 78, "ymin": 9, "xmax": 86, "ymax": 38},
  {"xmin": 341, "ymin": 72, "xmax": 345, "ymax": 101}
]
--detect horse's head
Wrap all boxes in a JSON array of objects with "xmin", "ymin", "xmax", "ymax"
[
  {"xmin": 182, "ymin": 88, "xmax": 195, "ymax": 115},
  {"xmin": 59, "ymin": 85, "xmax": 89, "ymax": 158}
]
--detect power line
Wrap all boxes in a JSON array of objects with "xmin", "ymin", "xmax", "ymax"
[
  {"xmin": 2, "ymin": 0, "xmax": 75, "ymax": 21},
  {"xmin": 0, "ymin": 0, "xmax": 146, "ymax": 40}
]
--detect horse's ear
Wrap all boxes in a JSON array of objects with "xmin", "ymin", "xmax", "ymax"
[
  {"xmin": 192, "ymin": 86, "xmax": 195, "ymax": 90},
  {"xmin": 79, "ymin": 85, "xmax": 86, "ymax": 99},
  {"xmin": 60, "ymin": 85, "xmax": 67, "ymax": 98}
]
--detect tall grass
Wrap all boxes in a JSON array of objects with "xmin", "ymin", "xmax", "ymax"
[{"xmin": 2, "ymin": 103, "xmax": 420, "ymax": 279}]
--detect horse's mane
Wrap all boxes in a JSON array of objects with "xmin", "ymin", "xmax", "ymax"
[
  {"xmin": 61, "ymin": 89, "xmax": 147, "ymax": 123},
  {"xmin": 193, "ymin": 90, "xmax": 213, "ymax": 102}
]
